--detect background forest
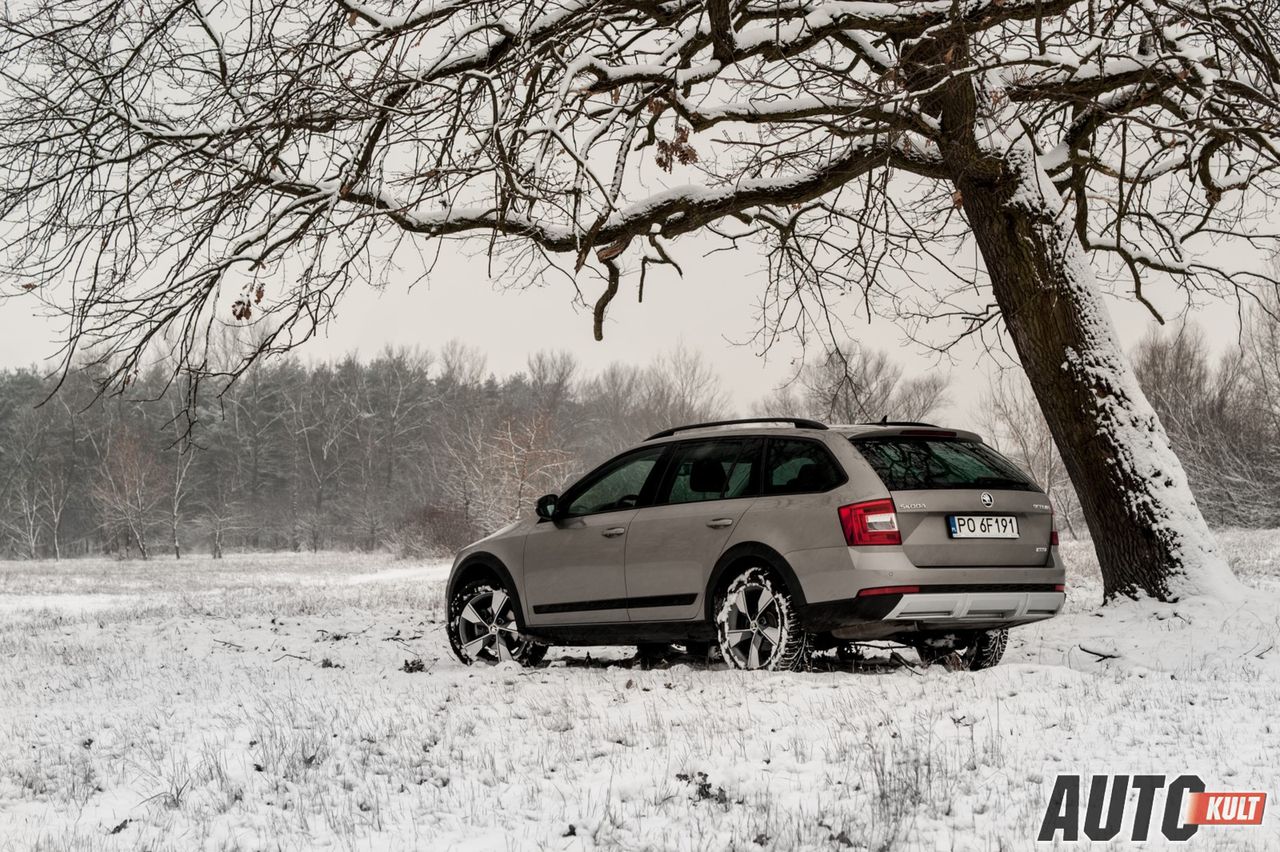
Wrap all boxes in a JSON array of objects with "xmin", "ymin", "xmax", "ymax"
[{"xmin": 2, "ymin": 297, "xmax": 1279, "ymax": 560}]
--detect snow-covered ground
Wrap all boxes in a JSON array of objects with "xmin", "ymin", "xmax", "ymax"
[{"xmin": 1, "ymin": 536, "xmax": 1278, "ymax": 851}]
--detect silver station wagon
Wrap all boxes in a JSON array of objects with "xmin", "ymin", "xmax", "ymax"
[{"xmin": 446, "ymin": 418, "xmax": 1065, "ymax": 671}]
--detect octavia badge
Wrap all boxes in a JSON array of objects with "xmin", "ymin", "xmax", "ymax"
[{"xmin": 980, "ymin": 492, "xmax": 994, "ymax": 508}]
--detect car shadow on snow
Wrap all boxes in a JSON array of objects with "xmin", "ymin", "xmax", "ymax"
[{"xmin": 542, "ymin": 646, "xmax": 926, "ymax": 675}]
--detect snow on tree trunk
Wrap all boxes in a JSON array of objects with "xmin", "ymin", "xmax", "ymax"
[{"xmin": 958, "ymin": 144, "xmax": 1240, "ymax": 602}]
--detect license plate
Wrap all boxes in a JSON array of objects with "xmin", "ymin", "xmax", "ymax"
[{"xmin": 948, "ymin": 515, "xmax": 1019, "ymax": 539}]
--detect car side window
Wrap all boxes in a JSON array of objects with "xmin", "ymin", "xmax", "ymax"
[
  {"xmin": 764, "ymin": 438, "xmax": 845, "ymax": 495},
  {"xmin": 657, "ymin": 438, "xmax": 761, "ymax": 505},
  {"xmin": 561, "ymin": 445, "xmax": 666, "ymax": 517}
]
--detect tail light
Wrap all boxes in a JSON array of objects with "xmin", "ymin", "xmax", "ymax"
[
  {"xmin": 1049, "ymin": 507, "xmax": 1060, "ymax": 546},
  {"xmin": 1054, "ymin": 583, "xmax": 1066, "ymax": 592},
  {"xmin": 838, "ymin": 499, "xmax": 901, "ymax": 546}
]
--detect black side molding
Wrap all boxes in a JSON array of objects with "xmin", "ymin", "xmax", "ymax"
[{"xmin": 533, "ymin": 593, "xmax": 696, "ymax": 615}]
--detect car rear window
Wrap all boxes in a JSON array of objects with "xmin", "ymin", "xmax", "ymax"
[
  {"xmin": 851, "ymin": 438, "xmax": 1037, "ymax": 492},
  {"xmin": 764, "ymin": 438, "xmax": 846, "ymax": 495}
]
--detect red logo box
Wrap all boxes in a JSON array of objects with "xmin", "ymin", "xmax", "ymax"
[{"xmin": 1186, "ymin": 793, "xmax": 1267, "ymax": 826}]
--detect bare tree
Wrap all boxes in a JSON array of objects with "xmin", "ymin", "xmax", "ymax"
[
  {"xmin": 0, "ymin": 397, "xmax": 50, "ymax": 557},
  {"xmin": 576, "ymin": 362, "xmax": 651, "ymax": 462},
  {"xmin": 6, "ymin": 0, "xmax": 1273, "ymax": 595},
  {"xmin": 761, "ymin": 344, "xmax": 949, "ymax": 423},
  {"xmin": 1, "ymin": 487, "xmax": 42, "ymax": 559},
  {"xmin": 37, "ymin": 466, "xmax": 71, "ymax": 559},
  {"xmin": 572, "ymin": 346, "xmax": 731, "ymax": 467},
  {"xmin": 436, "ymin": 412, "xmax": 574, "ymax": 534},
  {"xmin": 200, "ymin": 491, "xmax": 245, "ymax": 560},
  {"xmin": 980, "ymin": 372, "xmax": 1083, "ymax": 537},
  {"xmin": 642, "ymin": 345, "xmax": 731, "ymax": 430},
  {"xmin": 491, "ymin": 414, "xmax": 577, "ymax": 523},
  {"xmin": 1240, "ymin": 272, "xmax": 1280, "ymax": 448},
  {"xmin": 222, "ymin": 358, "xmax": 292, "ymax": 549},
  {"xmin": 91, "ymin": 428, "xmax": 162, "ymax": 559},
  {"xmin": 527, "ymin": 351, "xmax": 579, "ymax": 419},
  {"xmin": 287, "ymin": 366, "xmax": 359, "ymax": 551},
  {"xmin": 162, "ymin": 393, "xmax": 196, "ymax": 559},
  {"xmin": 35, "ymin": 398, "xmax": 79, "ymax": 560},
  {"xmin": 0, "ymin": 428, "xmax": 44, "ymax": 559},
  {"xmin": 356, "ymin": 348, "xmax": 435, "ymax": 548},
  {"xmin": 1135, "ymin": 321, "xmax": 1280, "ymax": 528},
  {"xmin": 434, "ymin": 352, "xmax": 580, "ymax": 533},
  {"xmin": 437, "ymin": 343, "xmax": 490, "ymax": 390}
]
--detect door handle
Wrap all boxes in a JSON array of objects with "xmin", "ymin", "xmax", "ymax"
[
  {"xmin": 602, "ymin": 527, "xmax": 627, "ymax": 538},
  {"xmin": 706, "ymin": 518, "xmax": 734, "ymax": 528}
]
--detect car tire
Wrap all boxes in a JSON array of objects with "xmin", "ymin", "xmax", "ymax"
[
  {"xmin": 966, "ymin": 628, "xmax": 1008, "ymax": 670},
  {"xmin": 448, "ymin": 579, "xmax": 548, "ymax": 666},
  {"xmin": 715, "ymin": 566, "xmax": 808, "ymax": 671},
  {"xmin": 916, "ymin": 629, "xmax": 1007, "ymax": 671}
]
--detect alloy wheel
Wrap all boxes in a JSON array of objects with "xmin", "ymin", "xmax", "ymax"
[
  {"xmin": 455, "ymin": 588, "xmax": 526, "ymax": 663},
  {"xmin": 721, "ymin": 582, "xmax": 785, "ymax": 669}
]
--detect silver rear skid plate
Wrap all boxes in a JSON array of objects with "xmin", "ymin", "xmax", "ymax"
[{"xmin": 885, "ymin": 591, "xmax": 1062, "ymax": 622}]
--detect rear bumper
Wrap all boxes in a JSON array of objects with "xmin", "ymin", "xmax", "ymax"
[
  {"xmin": 799, "ymin": 585, "xmax": 1065, "ymax": 637},
  {"xmin": 785, "ymin": 543, "xmax": 1066, "ymax": 637}
]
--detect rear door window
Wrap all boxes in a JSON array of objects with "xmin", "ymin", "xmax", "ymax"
[
  {"xmin": 656, "ymin": 438, "xmax": 761, "ymax": 505},
  {"xmin": 763, "ymin": 438, "xmax": 846, "ymax": 495},
  {"xmin": 852, "ymin": 438, "xmax": 1036, "ymax": 491}
]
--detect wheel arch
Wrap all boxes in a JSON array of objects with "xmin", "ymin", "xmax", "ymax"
[
  {"xmin": 448, "ymin": 552, "xmax": 528, "ymax": 629},
  {"xmin": 704, "ymin": 542, "xmax": 807, "ymax": 623}
]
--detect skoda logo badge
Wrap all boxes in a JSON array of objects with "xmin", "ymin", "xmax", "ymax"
[{"xmin": 980, "ymin": 492, "xmax": 994, "ymax": 508}]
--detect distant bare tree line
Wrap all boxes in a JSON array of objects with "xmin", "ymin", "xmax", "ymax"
[
  {"xmin": 0, "ymin": 338, "xmax": 959, "ymax": 559},
  {"xmin": 1131, "ymin": 294, "xmax": 1280, "ymax": 530},
  {"xmin": 0, "ymin": 343, "xmax": 737, "ymax": 559},
  {"xmin": 3, "ymin": 316, "xmax": 1266, "ymax": 560}
]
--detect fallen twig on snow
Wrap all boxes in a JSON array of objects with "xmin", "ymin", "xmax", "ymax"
[{"xmin": 1078, "ymin": 644, "xmax": 1120, "ymax": 661}]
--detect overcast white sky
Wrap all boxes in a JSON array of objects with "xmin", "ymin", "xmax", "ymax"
[{"xmin": 0, "ymin": 238, "xmax": 1245, "ymax": 431}]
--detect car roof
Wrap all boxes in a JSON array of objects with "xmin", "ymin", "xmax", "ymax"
[
  {"xmin": 644, "ymin": 424, "xmax": 833, "ymax": 445},
  {"xmin": 642, "ymin": 422, "xmax": 984, "ymax": 445},
  {"xmin": 831, "ymin": 424, "xmax": 985, "ymax": 442}
]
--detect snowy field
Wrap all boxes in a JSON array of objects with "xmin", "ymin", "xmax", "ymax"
[{"xmin": 1, "ymin": 537, "xmax": 1278, "ymax": 851}]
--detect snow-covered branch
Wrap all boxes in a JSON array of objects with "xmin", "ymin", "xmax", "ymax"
[{"xmin": 0, "ymin": 0, "xmax": 1277, "ymax": 396}]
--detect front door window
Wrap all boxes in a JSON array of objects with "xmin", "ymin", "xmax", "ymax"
[{"xmin": 561, "ymin": 446, "xmax": 665, "ymax": 517}]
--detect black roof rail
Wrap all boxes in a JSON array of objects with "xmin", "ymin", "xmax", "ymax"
[
  {"xmin": 864, "ymin": 417, "xmax": 941, "ymax": 428},
  {"xmin": 645, "ymin": 417, "xmax": 828, "ymax": 441}
]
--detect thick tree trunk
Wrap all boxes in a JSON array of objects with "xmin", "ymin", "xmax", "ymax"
[{"xmin": 957, "ymin": 147, "xmax": 1240, "ymax": 601}]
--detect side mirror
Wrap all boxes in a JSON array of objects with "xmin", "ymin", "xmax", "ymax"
[{"xmin": 535, "ymin": 493, "xmax": 559, "ymax": 520}]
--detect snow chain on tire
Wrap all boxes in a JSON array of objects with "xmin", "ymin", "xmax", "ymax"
[
  {"xmin": 715, "ymin": 566, "xmax": 809, "ymax": 671},
  {"xmin": 966, "ymin": 628, "xmax": 1008, "ymax": 670}
]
